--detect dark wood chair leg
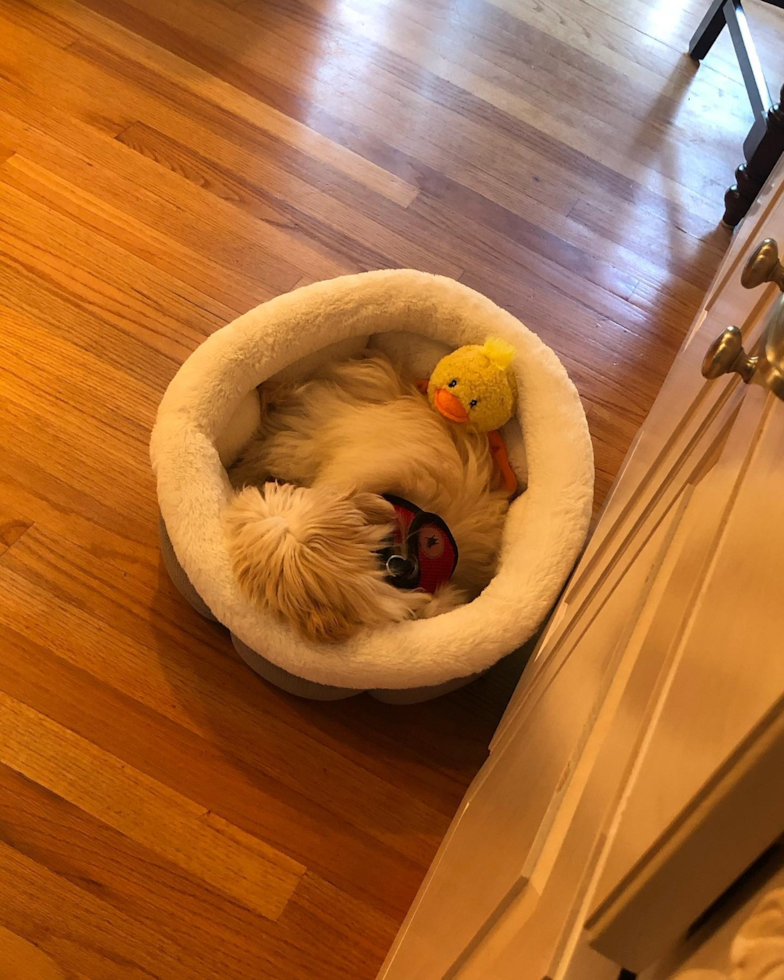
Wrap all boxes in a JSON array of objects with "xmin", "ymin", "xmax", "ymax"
[
  {"xmin": 693, "ymin": 1, "xmax": 771, "ymax": 119},
  {"xmin": 690, "ymin": 0, "xmax": 781, "ymax": 227},
  {"xmin": 724, "ymin": 85, "xmax": 784, "ymax": 228},
  {"xmin": 689, "ymin": 0, "xmax": 728, "ymax": 60},
  {"xmin": 724, "ymin": 0, "xmax": 771, "ymax": 124}
]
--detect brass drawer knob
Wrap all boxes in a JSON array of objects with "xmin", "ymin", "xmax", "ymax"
[
  {"xmin": 702, "ymin": 298, "xmax": 784, "ymax": 400},
  {"xmin": 702, "ymin": 325, "xmax": 758, "ymax": 382},
  {"xmin": 741, "ymin": 238, "xmax": 784, "ymax": 291}
]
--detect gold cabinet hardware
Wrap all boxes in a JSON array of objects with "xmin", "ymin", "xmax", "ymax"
[
  {"xmin": 702, "ymin": 325, "xmax": 757, "ymax": 383},
  {"xmin": 702, "ymin": 296, "xmax": 784, "ymax": 400},
  {"xmin": 741, "ymin": 238, "xmax": 784, "ymax": 291}
]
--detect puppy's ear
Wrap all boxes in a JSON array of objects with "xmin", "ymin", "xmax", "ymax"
[{"xmin": 351, "ymin": 492, "xmax": 395, "ymax": 526}]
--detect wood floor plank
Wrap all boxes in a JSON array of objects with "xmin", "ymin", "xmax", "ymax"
[
  {"xmin": 567, "ymin": 196, "xmax": 728, "ymax": 291},
  {"xmin": 8, "ymin": 0, "xmax": 418, "ymax": 208},
  {"xmin": 0, "ymin": 98, "xmax": 320, "ymax": 297},
  {"xmin": 0, "ymin": 305, "xmax": 157, "ymax": 446},
  {"xmin": 1, "ymin": 154, "xmax": 279, "ymax": 314},
  {"xmin": 0, "ymin": 458, "xmax": 157, "ymax": 593},
  {"xmin": 0, "ymin": 11, "xmax": 461, "ymax": 277},
  {"xmin": 114, "ymin": 121, "xmax": 399, "ymax": 273},
  {"xmin": 0, "ymin": 180, "xmax": 230, "ymax": 359},
  {"xmin": 0, "ymin": 255, "xmax": 177, "ymax": 390},
  {"xmin": 0, "ymin": 690, "xmax": 306, "ymax": 920},
  {"xmin": 0, "ymin": 527, "xmax": 456, "ymax": 866},
  {"xmin": 0, "ymin": 325, "xmax": 158, "ymax": 528},
  {"xmin": 0, "ymin": 508, "xmax": 32, "ymax": 559},
  {"xmin": 480, "ymin": 0, "xmax": 725, "ymax": 92},
  {"xmin": 0, "ymin": 923, "xmax": 71, "ymax": 980},
  {"xmin": 0, "ymin": 764, "xmax": 391, "ymax": 979},
  {"xmin": 0, "ymin": 765, "xmax": 296, "ymax": 977},
  {"xmin": 114, "ymin": 0, "xmax": 744, "ymax": 213},
  {"xmin": 294, "ymin": 0, "xmax": 742, "ymax": 208},
  {"xmin": 1, "ymin": 0, "xmax": 781, "ymax": 975},
  {"xmin": 0, "ymin": 839, "xmax": 233, "ymax": 980},
  {"xmin": 124, "ymin": 0, "xmax": 734, "ymax": 227},
  {"xmin": 0, "ymin": 619, "xmax": 436, "ymax": 918}
]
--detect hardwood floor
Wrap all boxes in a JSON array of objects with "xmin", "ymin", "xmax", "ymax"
[{"xmin": 1, "ymin": 1, "xmax": 783, "ymax": 977}]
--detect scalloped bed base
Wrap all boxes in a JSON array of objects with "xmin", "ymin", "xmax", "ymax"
[
  {"xmin": 151, "ymin": 270, "xmax": 594, "ymax": 701},
  {"xmin": 159, "ymin": 515, "xmax": 483, "ymax": 703}
]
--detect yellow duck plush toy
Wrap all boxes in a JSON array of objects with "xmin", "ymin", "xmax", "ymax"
[{"xmin": 422, "ymin": 338, "xmax": 519, "ymax": 496}]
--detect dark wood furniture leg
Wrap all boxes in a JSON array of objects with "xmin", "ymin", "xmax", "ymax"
[
  {"xmin": 689, "ymin": 0, "xmax": 730, "ymax": 60},
  {"xmin": 723, "ymin": 86, "xmax": 784, "ymax": 227},
  {"xmin": 689, "ymin": 0, "xmax": 784, "ymax": 227},
  {"xmin": 690, "ymin": 0, "xmax": 772, "ymax": 128}
]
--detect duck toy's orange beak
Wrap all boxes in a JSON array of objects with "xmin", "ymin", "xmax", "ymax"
[{"xmin": 433, "ymin": 388, "xmax": 470, "ymax": 423}]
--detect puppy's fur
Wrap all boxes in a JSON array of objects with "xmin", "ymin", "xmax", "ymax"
[{"xmin": 225, "ymin": 352, "xmax": 509, "ymax": 643}]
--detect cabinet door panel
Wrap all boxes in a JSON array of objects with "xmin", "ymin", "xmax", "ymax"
[
  {"xmin": 586, "ymin": 390, "xmax": 784, "ymax": 969},
  {"xmin": 456, "ymin": 383, "xmax": 776, "ymax": 979},
  {"xmin": 494, "ymin": 286, "xmax": 773, "ymax": 758}
]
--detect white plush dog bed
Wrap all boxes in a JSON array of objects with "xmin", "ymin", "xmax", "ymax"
[{"xmin": 151, "ymin": 270, "xmax": 594, "ymax": 701}]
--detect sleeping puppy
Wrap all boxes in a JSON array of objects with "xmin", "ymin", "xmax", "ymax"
[{"xmin": 225, "ymin": 351, "xmax": 509, "ymax": 643}]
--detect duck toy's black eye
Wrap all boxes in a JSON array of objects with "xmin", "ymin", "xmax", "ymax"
[
  {"xmin": 448, "ymin": 379, "xmax": 458, "ymax": 388},
  {"xmin": 469, "ymin": 399, "xmax": 478, "ymax": 408}
]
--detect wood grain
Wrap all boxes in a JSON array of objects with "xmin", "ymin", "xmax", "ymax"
[
  {"xmin": 0, "ymin": 0, "xmax": 782, "ymax": 976},
  {"xmin": 0, "ymin": 507, "xmax": 32, "ymax": 557},
  {"xmin": 0, "ymin": 692, "xmax": 305, "ymax": 919}
]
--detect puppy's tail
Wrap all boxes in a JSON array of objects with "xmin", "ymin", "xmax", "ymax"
[{"xmin": 224, "ymin": 483, "xmax": 427, "ymax": 643}]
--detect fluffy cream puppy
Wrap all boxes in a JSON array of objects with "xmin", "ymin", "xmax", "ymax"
[{"xmin": 225, "ymin": 352, "xmax": 509, "ymax": 643}]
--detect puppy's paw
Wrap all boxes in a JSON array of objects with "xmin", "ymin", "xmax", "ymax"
[{"xmin": 416, "ymin": 583, "xmax": 468, "ymax": 619}]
